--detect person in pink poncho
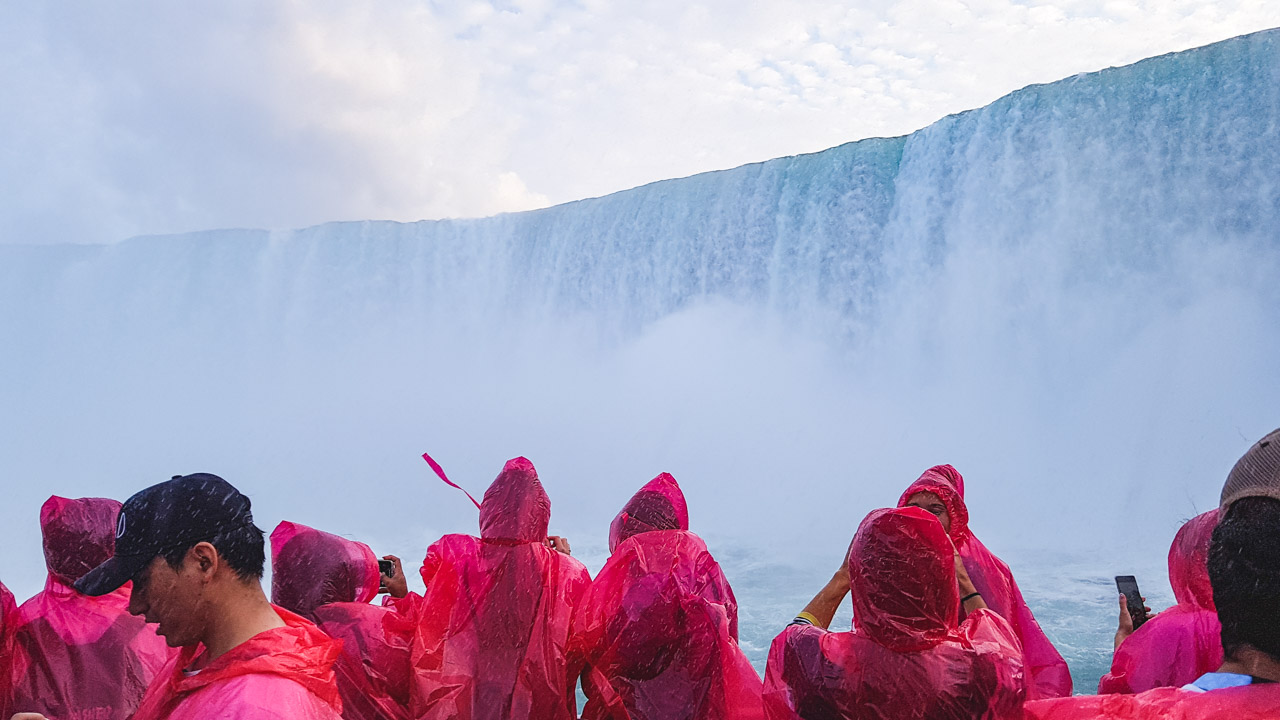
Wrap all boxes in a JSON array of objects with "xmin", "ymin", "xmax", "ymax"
[
  {"xmin": 763, "ymin": 506, "xmax": 1026, "ymax": 719},
  {"xmin": 7, "ymin": 496, "xmax": 172, "ymax": 720},
  {"xmin": 271, "ymin": 521, "xmax": 417, "ymax": 720},
  {"xmin": 570, "ymin": 473, "xmax": 764, "ymax": 720},
  {"xmin": 0, "ymin": 580, "xmax": 17, "ymax": 716},
  {"xmin": 410, "ymin": 457, "xmax": 591, "ymax": 720},
  {"xmin": 1098, "ymin": 509, "xmax": 1223, "ymax": 694},
  {"xmin": 898, "ymin": 464, "xmax": 1072, "ymax": 699}
]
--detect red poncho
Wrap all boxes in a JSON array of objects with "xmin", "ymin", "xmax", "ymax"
[
  {"xmin": 7, "ymin": 495, "xmax": 172, "ymax": 720},
  {"xmin": 130, "ymin": 607, "xmax": 344, "ymax": 720},
  {"xmin": 410, "ymin": 457, "xmax": 592, "ymax": 720},
  {"xmin": 0, "ymin": 580, "xmax": 17, "ymax": 715},
  {"xmin": 571, "ymin": 473, "xmax": 764, "ymax": 720},
  {"xmin": 271, "ymin": 520, "xmax": 415, "ymax": 720},
  {"xmin": 1025, "ymin": 685, "xmax": 1280, "ymax": 719},
  {"xmin": 763, "ymin": 507, "xmax": 1026, "ymax": 720},
  {"xmin": 898, "ymin": 465, "xmax": 1072, "ymax": 699},
  {"xmin": 1098, "ymin": 509, "xmax": 1223, "ymax": 694}
]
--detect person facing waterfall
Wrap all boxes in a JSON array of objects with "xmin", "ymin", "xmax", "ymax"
[
  {"xmin": 569, "ymin": 473, "xmax": 764, "ymax": 720},
  {"xmin": 6, "ymin": 496, "xmax": 172, "ymax": 720},
  {"xmin": 898, "ymin": 464, "xmax": 1073, "ymax": 699},
  {"xmin": 270, "ymin": 521, "xmax": 416, "ymax": 720},
  {"xmin": 762, "ymin": 506, "xmax": 1026, "ymax": 719},
  {"xmin": 409, "ymin": 457, "xmax": 591, "ymax": 720},
  {"xmin": 1098, "ymin": 509, "xmax": 1222, "ymax": 694}
]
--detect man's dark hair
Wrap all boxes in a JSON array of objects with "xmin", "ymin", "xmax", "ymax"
[
  {"xmin": 1209, "ymin": 496, "xmax": 1280, "ymax": 660},
  {"xmin": 162, "ymin": 523, "xmax": 267, "ymax": 582}
]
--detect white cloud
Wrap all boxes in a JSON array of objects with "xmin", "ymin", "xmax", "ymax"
[{"xmin": 1, "ymin": 0, "xmax": 1278, "ymax": 244}]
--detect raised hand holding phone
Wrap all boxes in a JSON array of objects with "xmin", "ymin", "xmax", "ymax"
[{"xmin": 1114, "ymin": 575, "xmax": 1154, "ymax": 650}]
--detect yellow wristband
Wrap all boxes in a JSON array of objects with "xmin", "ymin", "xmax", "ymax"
[{"xmin": 796, "ymin": 611, "xmax": 822, "ymax": 626}]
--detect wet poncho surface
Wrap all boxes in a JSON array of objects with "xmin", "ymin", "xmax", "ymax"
[
  {"xmin": 7, "ymin": 496, "xmax": 172, "ymax": 720},
  {"xmin": 0, "ymin": 579, "xmax": 16, "ymax": 715},
  {"xmin": 271, "ymin": 520, "xmax": 414, "ymax": 720},
  {"xmin": 763, "ymin": 507, "xmax": 1026, "ymax": 720},
  {"xmin": 410, "ymin": 457, "xmax": 591, "ymax": 720},
  {"xmin": 1026, "ymin": 684, "xmax": 1280, "ymax": 719},
  {"xmin": 571, "ymin": 473, "xmax": 764, "ymax": 720},
  {"xmin": 130, "ymin": 607, "xmax": 343, "ymax": 720},
  {"xmin": 897, "ymin": 465, "xmax": 1072, "ymax": 699},
  {"xmin": 1098, "ymin": 509, "xmax": 1223, "ymax": 694}
]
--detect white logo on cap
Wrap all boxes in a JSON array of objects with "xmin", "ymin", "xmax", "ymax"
[{"xmin": 117, "ymin": 511, "xmax": 127, "ymax": 539}]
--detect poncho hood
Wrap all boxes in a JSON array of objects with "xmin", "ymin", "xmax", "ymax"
[
  {"xmin": 608, "ymin": 472, "xmax": 690, "ymax": 552},
  {"xmin": 478, "ymin": 456, "xmax": 551, "ymax": 543},
  {"xmin": 41, "ymin": 496, "xmax": 122, "ymax": 585},
  {"xmin": 270, "ymin": 521, "xmax": 381, "ymax": 618},
  {"xmin": 1168, "ymin": 509, "xmax": 1219, "ymax": 610},
  {"xmin": 850, "ymin": 506, "xmax": 959, "ymax": 652},
  {"xmin": 897, "ymin": 464, "xmax": 970, "ymax": 541}
]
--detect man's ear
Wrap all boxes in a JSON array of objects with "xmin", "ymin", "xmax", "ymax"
[{"xmin": 188, "ymin": 541, "xmax": 220, "ymax": 578}]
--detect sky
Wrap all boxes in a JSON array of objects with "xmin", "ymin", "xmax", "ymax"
[{"xmin": 1, "ymin": 1, "xmax": 1278, "ymax": 246}]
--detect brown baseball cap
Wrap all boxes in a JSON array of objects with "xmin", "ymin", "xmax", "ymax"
[{"xmin": 1220, "ymin": 427, "xmax": 1280, "ymax": 512}]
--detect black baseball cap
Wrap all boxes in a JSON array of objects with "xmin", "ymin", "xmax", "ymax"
[{"xmin": 75, "ymin": 473, "xmax": 256, "ymax": 596}]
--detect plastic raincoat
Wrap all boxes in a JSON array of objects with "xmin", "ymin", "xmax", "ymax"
[
  {"xmin": 1024, "ymin": 685, "xmax": 1280, "ymax": 719},
  {"xmin": 570, "ymin": 473, "xmax": 764, "ymax": 720},
  {"xmin": 898, "ymin": 465, "xmax": 1072, "ymax": 699},
  {"xmin": 410, "ymin": 457, "xmax": 592, "ymax": 720},
  {"xmin": 763, "ymin": 507, "xmax": 1026, "ymax": 720},
  {"xmin": 1098, "ymin": 509, "xmax": 1223, "ymax": 694},
  {"xmin": 7, "ymin": 496, "xmax": 172, "ymax": 720},
  {"xmin": 130, "ymin": 607, "xmax": 344, "ymax": 720},
  {"xmin": 271, "ymin": 520, "xmax": 415, "ymax": 720},
  {"xmin": 0, "ymin": 580, "xmax": 17, "ymax": 715}
]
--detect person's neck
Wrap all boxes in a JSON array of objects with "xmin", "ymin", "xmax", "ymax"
[
  {"xmin": 1218, "ymin": 646, "xmax": 1280, "ymax": 682},
  {"xmin": 199, "ymin": 580, "xmax": 286, "ymax": 664}
]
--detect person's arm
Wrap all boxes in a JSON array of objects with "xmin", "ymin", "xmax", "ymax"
[
  {"xmin": 954, "ymin": 546, "xmax": 988, "ymax": 614},
  {"xmin": 797, "ymin": 562, "xmax": 850, "ymax": 629}
]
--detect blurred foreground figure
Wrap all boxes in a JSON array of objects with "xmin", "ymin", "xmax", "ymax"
[
  {"xmin": 898, "ymin": 464, "xmax": 1072, "ymax": 698},
  {"xmin": 52, "ymin": 473, "xmax": 342, "ymax": 720},
  {"xmin": 570, "ymin": 473, "xmax": 764, "ymax": 720},
  {"xmin": 1099, "ymin": 509, "xmax": 1223, "ymax": 694},
  {"xmin": 410, "ymin": 457, "xmax": 590, "ymax": 720},
  {"xmin": 763, "ymin": 507, "xmax": 1026, "ymax": 720},
  {"xmin": 0, "ymin": 580, "xmax": 17, "ymax": 714},
  {"xmin": 1026, "ymin": 429, "xmax": 1280, "ymax": 718},
  {"xmin": 7, "ymin": 496, "xmax": 171, "ymax": 720},
  {"xmin": 272, "ymin": 521, "xmax": 416, "ymax": 720}
]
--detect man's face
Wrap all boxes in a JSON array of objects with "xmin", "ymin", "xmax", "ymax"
[
  {"xmin": 906, "ymin": 491, "xmax": 951, "ymax": 534},
  {"xmin": 127, "ymin": 553, "xmax": 208, "ymax": 648}
]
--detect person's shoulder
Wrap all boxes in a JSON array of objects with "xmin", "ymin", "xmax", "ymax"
[{"xmin": 173, "ymin": 673, "xmax": 342, "ymax": 720}]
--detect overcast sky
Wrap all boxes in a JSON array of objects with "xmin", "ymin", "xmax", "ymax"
[{"xmin": 2, "ymin": 1, "xmax": 1278, "ymax": 245}]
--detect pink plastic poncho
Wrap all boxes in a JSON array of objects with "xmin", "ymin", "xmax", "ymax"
[
  {"xmin": 271, "ymin": 520, "xmax": 415, "ymax": 720},
  {"xmin": 763, "ymin": 507, "xmax": 1026, "ymax": 720},
  {"xmin": 571, "ymin": 473, "xmax": 764, "ymax": 720},
  {"xmin": 410, "ymin": 457, "xmax": 592, "ymax": 720},
  {"xmin": 898, "ymin": 465, "xmax": 1072, "ymax": 699},
  {"xmin": 0, "ymin": 580, "xmax": 17, "ymax": 716},
  {"xmin": 1098, "ymin": 509, "xmax": 1223, "ymax": 694},
  {"xmin": 130, "ymin": 607, "xmax": 344, "ymax": 720},
  {"xmin": 7, "ymin": 496, "xmax": 172, "ymax": 720},
  {"xmin": 1025, "ymin": 685, "xmax": 1280, "ymax": 719}
]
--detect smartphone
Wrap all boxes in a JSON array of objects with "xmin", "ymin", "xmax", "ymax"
[
  {"xmin": 1115, "ymin": 575, "xmax": 1148, "ymax": 630},
  {"xmin": 378, "ymin": 559, "xmax": 395, "ymax": 576}
]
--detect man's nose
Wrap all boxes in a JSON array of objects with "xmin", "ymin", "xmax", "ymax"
[{"xmin": 127, "ymin": 588, "xmax": 147, "ymax": 616}]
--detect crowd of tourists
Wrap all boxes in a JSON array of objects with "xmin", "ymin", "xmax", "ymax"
[{"xmin": 1, "ymin": 428, "xmax": 1279, "ymax": 719}]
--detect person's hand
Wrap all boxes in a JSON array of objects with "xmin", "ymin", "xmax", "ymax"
[
  {"xmin": 952, "ymin": 542, "xmax": 987, "ymax": 611},
  {"xmin": 547, "ymin": 536, "xmax": 572, "ymax": 556},
  {"xmin": 380, "ymin": 555, "xmax": 408, "ymax": 599},
  {"xmin": 1115, "ymin": 594, "xmax": 1153, "ymax": 650}
]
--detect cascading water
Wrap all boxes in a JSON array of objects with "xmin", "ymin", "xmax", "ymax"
[{"xmin": 2, "ymin": 28, "xmax": 1278, "ymax": 691}]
